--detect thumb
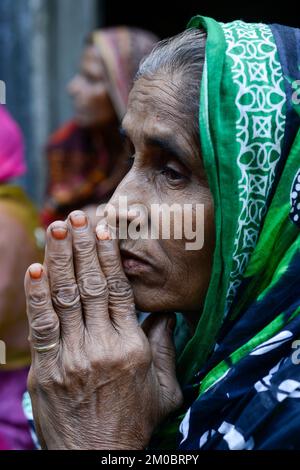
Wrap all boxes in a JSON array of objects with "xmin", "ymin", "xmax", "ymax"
[{"xmin": 142, "ymin": 313, "xmax": 182, "ymax": 410}]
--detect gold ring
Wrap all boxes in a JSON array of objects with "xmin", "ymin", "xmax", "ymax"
[{"xmin": 33, "ymin": 342, "xmax": 58, "ymax": 353}]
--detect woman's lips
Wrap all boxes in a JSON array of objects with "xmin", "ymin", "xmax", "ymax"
[{"xmin": 120, "ymin": 249, "xmax": 153, "ymax": 276}]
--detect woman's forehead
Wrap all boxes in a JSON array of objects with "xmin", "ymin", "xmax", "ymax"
[
  {"xmin": 124, "ymin": 76, "xmax": 187, "ymax": 137},
  {"xmin": 122, "ymin": 92, "xmax": 202, "ymax": 175},
  {"xmin": 129, "ymin": 75, "xmax": 181, "ymax": 107}
]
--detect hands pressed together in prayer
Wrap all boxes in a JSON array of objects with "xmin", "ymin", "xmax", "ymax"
[{"xmin": 24, "ymin": 211, "xmax": 183, "ymax": 450}]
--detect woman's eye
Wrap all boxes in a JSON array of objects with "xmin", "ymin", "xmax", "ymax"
[
  {"xmin": 161, "ymin": 166, "xmax": 185, "ymax": 181},
  {"xmin": 83, "ymin": 74, "xmax": 103, "ymax": 86}
]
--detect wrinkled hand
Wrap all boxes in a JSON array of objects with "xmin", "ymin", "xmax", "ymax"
[{"xmin": 24, "ymin": 211, "xmax": 183, "ymax": 450}]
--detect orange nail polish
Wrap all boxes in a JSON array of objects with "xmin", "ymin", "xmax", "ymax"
[
  {"xmin": 70, "ymin": 212, "xmax": 87, "ymax": 229},
  {"xmin": 51, "ymin": 226, "xmax": 68, "ymax": 240},
  {"xmin": 29, "ymin": 264, "xmax": 43, "ymax": 280}
]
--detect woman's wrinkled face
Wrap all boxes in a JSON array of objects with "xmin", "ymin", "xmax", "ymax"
[
  {"xmin": 108, "ymin": 74, "xmax": 215, "ymax": 323},
  {"xmin": 68, "ymin": 45, "xmax": 117, "ymax": 128}
]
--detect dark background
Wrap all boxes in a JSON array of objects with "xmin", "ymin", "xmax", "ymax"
[{"xmin": 103, "ymin": 1, "xmax": 299, "ymax": 39}]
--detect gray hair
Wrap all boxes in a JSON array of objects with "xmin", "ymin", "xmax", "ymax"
[{"xmin": 135, "ymin": 28, "xmax": 207, "ymax": 146}]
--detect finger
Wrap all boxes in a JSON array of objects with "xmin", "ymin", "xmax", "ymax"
[
  {"xmin": 45, "ymin": 221, "xmax": 83, "ymax": 341},
  {"xmin": 25, "ymin": 263, "xmax": 60, "ymax": 364},
  {"xmin": 68, "ymin": 211, "xmax": 111, "ymax": 334},
  {"xmin": 96, "ymin": 223, "xmax": 137, "ymax": 330},
  {"xmin": 142, "ymin": 313, "xmax": 182, "ymax": 410}
]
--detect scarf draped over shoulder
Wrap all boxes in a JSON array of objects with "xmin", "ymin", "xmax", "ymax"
[{"xmin": 154, "ymin": 16, "xmax": 300, "ymax": 450}]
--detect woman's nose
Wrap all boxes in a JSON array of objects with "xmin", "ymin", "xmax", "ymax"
[
  {"xmin": 106, "ymin": 169, "xmax": 149, "ymax": 233},
  {"xmin": 106, "ymin": 201, "xmax": 139, "ymax": 231},
  {"xmin": 107, "ymin": 190, "xmax": 146, "ymax": 234}
]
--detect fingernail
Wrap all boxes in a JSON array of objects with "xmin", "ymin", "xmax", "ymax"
[
  {"xmin": 96, "ymin": 224, "xmax": 112, "ymax": 241},
  {"xmin": 29, "ymin": 263, "xmax": 43, "ymax": 280},
  {"xmin": 51, "ymin": 225, "xmax": 68, "ymax": 240},
  {"xmin": 70, "ymin": 211, "xmax": 87, "ymax": 229}
]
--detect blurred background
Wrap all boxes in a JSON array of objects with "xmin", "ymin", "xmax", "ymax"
[{"xmin": 0, "ymin": 0, "xmax": 298, "ymax": 205}]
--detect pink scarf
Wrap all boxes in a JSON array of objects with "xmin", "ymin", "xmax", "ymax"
[{"xmin": 0, "ymin": 106, "xmax": 26, "ymax": 183}]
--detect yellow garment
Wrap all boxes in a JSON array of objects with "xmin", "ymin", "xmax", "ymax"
[{"xmin": 0, "ymin": 185, "xmax": 43, "ymax": 369}]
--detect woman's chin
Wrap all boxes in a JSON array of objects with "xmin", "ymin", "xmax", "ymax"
[
  {"xmin": 131, "ymin": 285, "xmax": 175, "ymax": 314},
  {"xmin": 74, "ymin": 114, "xmax": 90, "ymax": 127},
  {"xmin": 132, "ymin": 287, "xmax": 158, "ymax": 313}
]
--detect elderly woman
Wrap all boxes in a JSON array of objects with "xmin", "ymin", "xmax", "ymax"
[
  {"xmin": 42, "ymin": 27, "xmax": 158, "ymax": 227},
  {"xmin": 25, "ymin": 15, "xmax": 300, "ymax": 450},
  {"xmin": 0, "ymin": 106, "xmax": 42, "ymax": 449}
]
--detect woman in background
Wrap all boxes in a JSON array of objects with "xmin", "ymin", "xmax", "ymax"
[
  {"xmin": 0, "ymin": 105, "xmax": 42, "ymax": 450},
  {"xmin": 41, "ymin": 27, "xmax": 158, "ymax": 227}
]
